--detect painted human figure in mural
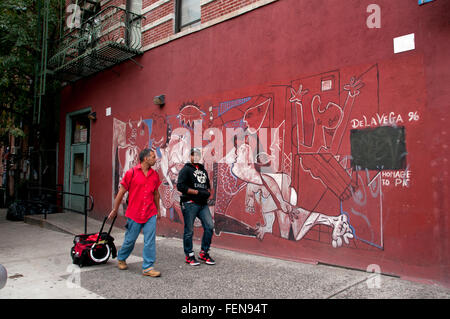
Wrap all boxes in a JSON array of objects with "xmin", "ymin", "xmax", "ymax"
[
  {"xmin": 145, "ymin": 113, "xmax": 185, "ymax": 223},
  {"xmin": 289, "ymin": 77, "xmax": 364, "ymax": 202},
  {"xmin": 225, "ymin": 137, "xmax": 354, "ymax": 248},
  {"xmin": 113, "ymin": 117, "xmax": 149, "ymax": 213},
  {"xmin": 148, "ymin": 106, "xmax": 206, "ymax": 224},
  {"xmin": 158, "ymin": 132, "xmax": 191, "ymax": 223}
]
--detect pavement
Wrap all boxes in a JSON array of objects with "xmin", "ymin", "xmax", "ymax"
[{"xmin": 0, "ymin": 209, "xmax": 449, "ymax": 300}]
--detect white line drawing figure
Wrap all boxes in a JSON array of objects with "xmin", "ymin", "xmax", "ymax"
[{"xmin": 229, "ymin": 141, "xmax": 354, "ymax": 248}]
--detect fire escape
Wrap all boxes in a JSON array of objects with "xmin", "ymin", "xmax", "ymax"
[{"xmin": 47, "ymin": 0, "xmax": 144, "ymax": 83}]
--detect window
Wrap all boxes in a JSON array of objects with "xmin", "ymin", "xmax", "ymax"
[
  {"xmin": 175, "ymin": 0, "xmax": 201, "ymax": 32},
  {"xmin": 73, "ymin": 153, "xmax": 85, "ymax": 176},
  {"xmin": 71, "ymin": 115, "xmax": 90, "ymax": 144}
]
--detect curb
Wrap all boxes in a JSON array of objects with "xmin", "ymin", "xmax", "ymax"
[{"xmin": 24, "ymin": 215, "xmax": 75, "ymax": 236}]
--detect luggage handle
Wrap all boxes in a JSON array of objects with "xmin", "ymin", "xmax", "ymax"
[
  {"xmin": 107, "ymin": 215, "xmax": 117, "ymax": 237},
  {"xmin": 96, "ymin": 215, "xmax": 117, "ymax": 244}
]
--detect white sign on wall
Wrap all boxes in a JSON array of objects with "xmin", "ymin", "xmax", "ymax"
[{"xmin": 393, "ymin": 33, "xmax": 415, "ymax": 54}]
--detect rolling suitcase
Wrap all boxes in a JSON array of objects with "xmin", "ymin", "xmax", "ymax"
[{"xmin": 71, "ymin": 216, "xmax": 117, "ymax": 267}]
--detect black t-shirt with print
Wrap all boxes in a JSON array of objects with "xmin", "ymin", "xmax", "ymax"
[{"xmin": 177, "ymin": 162, "xmax": 211, "ymax": 205}]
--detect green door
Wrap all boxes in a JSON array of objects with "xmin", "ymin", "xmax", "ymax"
[
  {"xmin": 69, "ymin": 144, "xmax": 89, "ymax": 212},
  {"xmin": 64, "ymin": 110, "xmax": 91, "ymax": 213}
]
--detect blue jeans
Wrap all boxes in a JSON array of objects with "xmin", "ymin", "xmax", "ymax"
[
  {"xmin": 182, "ymin": 202, "xmax": 214, "ymax": 256},
  {"xmin": 117, "ymin": 216, "xmax": 156, "ymax": 270}
]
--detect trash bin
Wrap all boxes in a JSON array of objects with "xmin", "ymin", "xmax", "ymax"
[{"xmin": 6, "ymin": 201, "xmax": 27, "ymax": 221}]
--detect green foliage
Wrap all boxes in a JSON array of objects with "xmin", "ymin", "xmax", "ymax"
[{"xmin": 0, "ymin": 0, "xmax": 62, "ymax": 140}]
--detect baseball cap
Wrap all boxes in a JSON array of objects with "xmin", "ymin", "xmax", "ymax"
[{"xmin": 190, "ymin": 147, "xmax": 201, "ymax": 155}]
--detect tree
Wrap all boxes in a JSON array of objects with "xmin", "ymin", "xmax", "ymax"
[
  {"xmin": 0, "ymin": 0, "xmax": 63, "ymax": 141},
  {"xmin": 0, "ymin": 0, "xmax": 64, "ymax": 205}
]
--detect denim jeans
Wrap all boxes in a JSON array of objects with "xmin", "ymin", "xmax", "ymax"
[
  {"xmin": 117, "ymin": 215, "xmax": 156, "ymax": 270},
  {"xmin": 181, "ymin": 202, "xmax": 214, "ymax": 256}
]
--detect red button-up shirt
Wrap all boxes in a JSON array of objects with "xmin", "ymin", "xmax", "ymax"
[{"xmin": 120, "ymin": 164, "xmax": 161, "ymax": 224}]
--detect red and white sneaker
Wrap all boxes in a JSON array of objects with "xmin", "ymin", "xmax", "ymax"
[
  {"xmin": 199, "ymin": 250, "xmax": 216, "ymax": 265},
  {"xmin": 185, "ymin": 253, "xmax": 200, "ymax": 266}
]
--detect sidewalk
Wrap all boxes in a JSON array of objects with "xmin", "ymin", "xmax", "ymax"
[{"xmin": 0, "ymin": 209, "xmax": 449, "ymax": 299}]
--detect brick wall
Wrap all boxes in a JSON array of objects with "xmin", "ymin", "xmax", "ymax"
[
  {"xmin": 141, "ymin": 0, "xmax": 175, "ymax": 47},
  {"xmin": 142, "ymin": 19, "xmax": 174, "ymax": 45},
  {"xmin": 104, "ymin": 0, "xmax": 127, "ymax": 7},
  {"xmin": 142, "ymin": 1, "xmax": 174, "ymax": 27},
  {"xmin": 140, "ymin": 0, "xmax": 277, "ymax": 49},
  {"xmin": 201, "ymin": 0, "xmax": 261, "ymax": 23},
  {"xmin": 143, "ymin": 0, "xmax": 161, "ymax": 7}
]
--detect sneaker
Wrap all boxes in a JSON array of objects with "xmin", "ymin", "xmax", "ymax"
[
  {"xmin": 199, "ymin": 250, "xmax": 216, "ymax": 265},
  {"xmin": 185, "ymin": 253, "xmax": 200, "ymax": 266},
  {"xmin": 118, "ymin": 260, "xmax": 128, "ymax": 270},
  {"xmin": 142, "ymin": 267, "xmax": 161, "ymax": 277}
]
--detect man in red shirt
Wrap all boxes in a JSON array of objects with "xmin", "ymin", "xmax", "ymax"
[{"xmin": 108, "ymin": 148, "xmax": 162, "ymax": 277}]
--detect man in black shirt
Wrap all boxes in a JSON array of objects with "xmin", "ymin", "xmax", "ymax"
[{"xmin": 177, "ymin": 148, "xmax": 215, "ymax": 266}]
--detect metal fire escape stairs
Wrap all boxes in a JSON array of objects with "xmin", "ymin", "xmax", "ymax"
[
  {"xmin": 49, "ymin": 0, "xmax": 145, "ymax": 83},
  {"xmin": 34, "ymin": 0, "xmax": 145, "ymax": 124}
]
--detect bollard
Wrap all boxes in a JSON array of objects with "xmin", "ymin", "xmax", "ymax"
[{"xmin": 0, "ymin": 264, "xmax": 7, "ymax": 289}]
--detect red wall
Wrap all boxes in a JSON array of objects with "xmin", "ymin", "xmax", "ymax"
[{"xmin": 59, "ymin": 0, "xmax": 450, "ymax": 286}]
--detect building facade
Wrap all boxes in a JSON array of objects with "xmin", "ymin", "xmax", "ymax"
[{"xmin": 55, "ymin": 0, "xmax": 450, "ymax": 286}]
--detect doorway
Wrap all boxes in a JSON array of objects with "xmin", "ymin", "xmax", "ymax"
[{"xmin": 64, "ymin": 109, "xmax": 91, "ymax": 213}]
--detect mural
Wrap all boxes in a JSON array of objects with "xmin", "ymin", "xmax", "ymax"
[{"xmin": 112, "ymin": 64, "xmax": 417, "ymax": 250}]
